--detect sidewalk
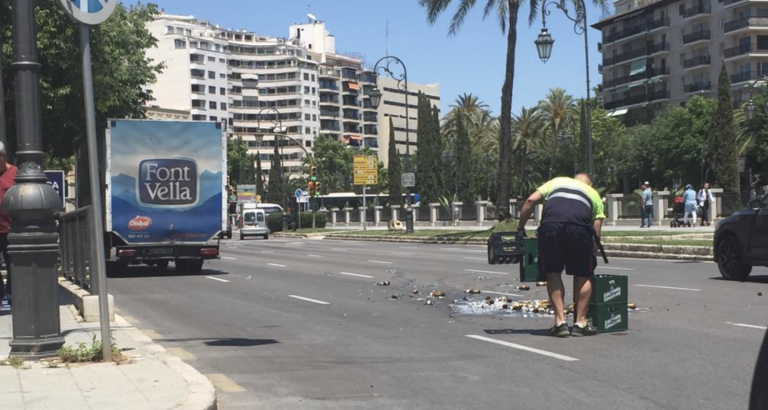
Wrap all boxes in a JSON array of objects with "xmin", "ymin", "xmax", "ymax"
[{"xmin": 0, "ymin": 305, "xmax": 216, "ymax": 410}]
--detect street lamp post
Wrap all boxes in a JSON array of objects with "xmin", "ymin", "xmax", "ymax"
[
  {"xmin": 5, "ymin": 0, "xmax": 65, "ymax": 357},
  {"xmin": 368, "ymin": 56, "xmax": 414, "ymax": 234},
  {"xmin": 535, "ymin": 0, "xmax": 594, "ymax": 178},
  {"xmin": 743, "ymin": 79, "xmax": 768, "ymax": 121},
  {"xmin": 258, "ymin": 107, "xmax": 288, "ymax": 229}
]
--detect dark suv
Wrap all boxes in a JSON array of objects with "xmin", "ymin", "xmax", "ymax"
[{"xmin": 714, "ymin": 197, "xmax": 768, "ymax": 280}]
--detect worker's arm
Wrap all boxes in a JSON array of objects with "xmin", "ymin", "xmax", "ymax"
[
  {"xmin": 593, "ymin": 218, "xmax": 603, "ymax": 241},
  {"xmin": 516, "ymin": 191, "xmax": 542, "ymax": 231}
]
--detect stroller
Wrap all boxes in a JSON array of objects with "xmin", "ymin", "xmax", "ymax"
[{"xmin": 668, "ymin": 196, "xmax": 691, "ymax": 228}]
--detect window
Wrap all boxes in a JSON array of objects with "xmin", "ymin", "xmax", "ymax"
[
  {"xmin": 311, "ymin": 74, "xmax": 316, "ymax": 81},
  {"xmin": 191, "ymin": 84, "xmax": 205, "ymax": 94},
  {"xmin": 209, "ymin": 101, "xmax": 217, "ymax": 109},
  {"xmin": 306, "ymin": 140, "xmax": 312, "ymax": 148},
  {"xmin": 208, "ymin": 86, "xmax": 216, "ymax": 94},
  {"xmin": 304, "ymin": 73, "xmax": 310, "ymax": 81},
  {"xmin": 210, "ymin": 116, "xmax": 217, "ymax": 122},
  {"xmin": 184, "ymin": 29, "xmax": 192, "ymax": 36},
  {"xmin": 208, "ymin": 71, "xmax": 216, "ymax": 79},
  {"xmin": 305, "ymin": 114, "xmax": 311, "ymax": 120},
  {"xmin": 221, "ymin": 102, "xmax": 227, "ymax": 110},
  {"xmin": 220, "ymin": 87, "xmax": 226, "ymax": 95},
  {"xmin": 312, "ymin": 114, "xmax": 317, "ymax": 121},
  {"xmin": 174, "ymin": 39, "xmax": 186, "ymax": 49},
  {"xmin": 304, "ymin": 86, "xmax": 310, "ymax": 94},
  {"xmin": 192, "ymin": 100, "xmax": 206, "ymax": 108},
  {"xmin": 165, "ymin": 26, "xmax": 174, "ymax": 34},
  {"xmin": 219, "ymin": 58, "xmax": 225, "ymax": 63},
  {"xmin": 192, "ymin": 114, "xmax": 206, "ymax": 121},
  {"xmin": 305, "ymin": 127, "xmax": 311, "ymax": 134},
  {"xmin": 208, "ymin": 56, "xmax": 215, "ymax": 62},
  {"xmin": 758, "ymin": 36, "xmax": 768, "ymax": 50},
  {"xmin": 174, "ymin": 27, "xmax": 183, "ymax": 34},
  {"xmin": 220, "ymin": 73, "xmax": 226, "ymax": 78},
  {"xmin": 305, "ymin": 99, "xmax": 310, "ymax": 107}
]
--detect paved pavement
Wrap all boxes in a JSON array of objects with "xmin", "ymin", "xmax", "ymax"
[
  {"xmin": 107, "ymin": 237, "xmax": 767, "ymax": 410},
  {"xmin": 0, "ymin": 304, "xmax": 215, "ymax": 410}
]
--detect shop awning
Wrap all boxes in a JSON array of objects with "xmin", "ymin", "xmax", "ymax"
[
  {"xmin": 629, "ymin": 59, "xmax": 647, "ymax": 76},
  {"xmin": 627, "ymin": 79, "xmax": 647, "ymax": 88},
  {"xmin": 346, "ymin": 82, "xmax": 360, "ymax": 90},
  {"xmin": 608, "ymin": 108, "xmax": 629, "ymax": 117}
]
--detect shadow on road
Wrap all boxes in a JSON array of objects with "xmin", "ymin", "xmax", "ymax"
[
  {"xmin": 157, "ymin": 337, "xmax": 279, "ymax": 347},
  {"xmin": 107, "ymin": 266, "xmax": 229, "ymax": 279},
  {"xmin": 709, "ymin": 275, "xmax": 768, "ymax": 284},
  {"xmin": 484, "ymin": 328, "xmax": 550, "ymax": 337}
]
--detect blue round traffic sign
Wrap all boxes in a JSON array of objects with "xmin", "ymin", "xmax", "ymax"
[{"xmin": 59, "ymin": 0, "xmax": 117, "ymax": 25}]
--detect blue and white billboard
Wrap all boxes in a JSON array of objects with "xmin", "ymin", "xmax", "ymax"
[{"xmin": 106, "ymin": 120, "xmax": 224, "ymax": 244}]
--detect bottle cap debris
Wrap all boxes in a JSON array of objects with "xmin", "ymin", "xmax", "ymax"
[
  {"xmin": 430, "ymin": 290, "xmax": 445, "ymax": 297},
  {"xmin": 465, "ymin": 289, "xmax": 481, "ymax": 294},
  {"xmin": 536, "ymin": 281, "xmax": 547, "ymax": 286},
  {"xmin": 377, "ymin": 281, "xmax": 391, "ymax": 286}
]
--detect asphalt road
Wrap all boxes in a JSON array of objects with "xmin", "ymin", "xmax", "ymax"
[{"xmin": 108, "ymin": 237, "xmax": 768, "ymax": 410}]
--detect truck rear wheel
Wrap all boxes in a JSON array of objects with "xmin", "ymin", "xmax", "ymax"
[{"xmin": 176, "ymin": 260, "xmax": 203, "ymax": 274}]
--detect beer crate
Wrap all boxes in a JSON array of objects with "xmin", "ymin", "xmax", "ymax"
[
  {"xmin": 590, "ymin": 274, "xmax": 628, "ymax": 304},
  {"xmin": 587, "ymin": 302, "xmax": 628, "ymax": 333},
  {"xmin": 487, "ymin": 231, "xmax": 524, "ymax": 265},
  {"xmin": 519, "ymin": 237, "xmax": 545, "ymax": 282}
]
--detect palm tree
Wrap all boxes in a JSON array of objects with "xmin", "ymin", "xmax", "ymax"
[
  {"xmin": 419, "ymin": 0, "xmax": 608, "ymax": 220},
  {"xmin": 511, "ymin": 107, "xmax": 546, "ymax": 196},
  {"xmin": 538, "ymin": 88, "xmax": 577, "ymax": 178},
  {"xmin": 442, "ymin": 93, "xmax": 490, "ymax": 135}
]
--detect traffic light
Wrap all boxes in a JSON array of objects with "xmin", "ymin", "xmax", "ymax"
[
  {"xmin": 311, "ymin": 166, "xmax": 321, "ymax": 197},
  {"xmin": 315, "ymin": 181, "xmax": 321, "ymax": 197},
  {"xmin": 308, "ymin": 181, "xmax": 315, "ymax": 197}
]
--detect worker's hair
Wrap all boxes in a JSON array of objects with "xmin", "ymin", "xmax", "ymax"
[{"xmin": 574, "ymin": 172, "xmax": 592, "ymax": 186}]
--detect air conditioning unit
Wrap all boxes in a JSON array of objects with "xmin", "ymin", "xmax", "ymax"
[
  {"xmin": 597, "ymin": 42, "xmax": 603, "ymax": 52},
  {"xmin": 598, "ymin": 64, "xmax": 603, "ymax": 73}
]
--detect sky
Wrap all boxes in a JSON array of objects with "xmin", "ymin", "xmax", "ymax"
[{"xmin": 126, "ymin": 0, "xmax": 615, "ymax": 116}]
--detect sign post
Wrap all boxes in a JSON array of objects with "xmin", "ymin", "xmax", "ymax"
[
  {"xmin": 354, "ymin": 155, "xmax": 378, "ymax": 231},
  {"xmin": 58, "ymin": 0, "xmax": 117, "ymax": 362}
]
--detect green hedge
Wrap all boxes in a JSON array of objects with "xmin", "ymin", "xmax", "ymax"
[{"xmin": 267, "ymin": 212, "xmax": 327, "ymax": 232}]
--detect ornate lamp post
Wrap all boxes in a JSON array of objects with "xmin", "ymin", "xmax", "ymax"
[
  {"xmin": 743, "ymin": 79, "xmax": 768, "ymax": 121},
  {"xmin": 5, "ymin": 0, "xmax": 64, "ymax": 357},
  {"xmin": 535, "ymin": 0, "xmax": 594, "ymax": 178},
  {"xmin": 369, "ymin": 56, "xmax": 414, "ymax": 234}
]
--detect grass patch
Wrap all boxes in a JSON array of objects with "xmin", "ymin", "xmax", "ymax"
[
  {"xmin": 601, "ymin": 231, "xmax": 696, "ymax": 237},
  {"xmin": 58, "ymin": 335, "xmax": 129, "ymax": 365},
  {"xmin": 0, "ymin": 356, "xmax": 26, "ymax": 369}
]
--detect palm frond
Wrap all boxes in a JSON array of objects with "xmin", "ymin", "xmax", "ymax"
[
  {"xmin": 419, "ymin": 0, "xmax": 454, "ymax": 25},
  {"xmin": 449, "ymin": 0, "xmax": 479, "ymax": 35},
  {"xmin": 528, "ymin": 0, "xmax": 540, "ymax": 26}
]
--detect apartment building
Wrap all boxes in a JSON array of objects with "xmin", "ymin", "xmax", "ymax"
[{"xmin": 592, "ymin": 0, "xmax": 768, "ymax": 124}]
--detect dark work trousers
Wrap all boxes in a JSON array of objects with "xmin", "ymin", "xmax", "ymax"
[{"xmin": 0, "ymin": 234, "xmax": 9, "ymax": 296}]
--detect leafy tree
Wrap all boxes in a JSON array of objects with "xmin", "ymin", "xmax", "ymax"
[
  {"xmin": 416, "ymin": 93, "xmax": 444, "ymax": 204},
  {"xmin": 266, "ymin": 141, "xmax": 284, "ymax": 205},
  {"xmin": 255, "ymin": 152, "xmax": 265, "ymax": 198},
  {"xmin": 241, "ymin": 154, "xmax": 256, "ymax": 184},
  {"xmin": 708, "ymin": 65, "xmax": 740, "ymax": 195},
  {"xmin": 419, "ymin": 0, "xmax": 608, "ymax": 220},
  {"xmin": 0, "ymin": 1, "xmax": 163, "ymax": 161},
  {"xmin": 303, "ymin": 134, "xmax": 355, "ymax": 193},
  {"xmin": 455, "ymin": 114, "xmax": 475, "ymax": 204},
  {"xmin": 387, "ymin": 117, "xmax": 403, "ymax": 205},
  {"xmin": 227, "ymin": 137, "xmax": 248, "ymax": 185}
]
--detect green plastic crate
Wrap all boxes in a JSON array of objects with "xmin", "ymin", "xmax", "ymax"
[
  {"xmin": 590, "ymin": 274, "xmax": 628, "ymax": 304},
  {"xmin": 519, "ymin": 237, "xmax": 545, "ymax": 282},
  {"xmin": 587, "ymin": 302, "xmax": 628, "ymax": 333}
]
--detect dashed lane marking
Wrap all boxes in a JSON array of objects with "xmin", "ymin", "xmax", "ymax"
[
  {"xmin": 466, "ymin": 335, "xmax": 579, "ymax": 362},
  {"xmin": 267, "ymin": 263, "xmax": 287, "ymax": 268},
  {"xmin": 308, "ymin": 254, "xmax": 324, "ymax": 258},
  {"xmin": 368, "ymin": 260, "xmax": 392, "ymax": 265},
  {"xmin": 463, "ymin": 257, "xmax": 487, "ymax": 261},
  {"xmin": 262, "ymin": 250, "xmax": 275, "ymax": 253},
  {"xmin": 726, "ymin": 322, "xmax": 768, "ymax": 330},
  {"xmin": 338, "ymin": 272, "xmax": 374, "ymax": 279},
  {"xmin": 206, "ymin": 374, "xmax": 246, "ymax": 393},
  {"xmin": 206, "ymin": 276, "xmax": 230, "ymax": 283},
  {"xmin": 288, "ymin": 295, "xmax": 330, "ymax": 305},
  {"xmin": 480, "ymin": 290, "xmax": 525, "ymax": 297},
  {"xmin": 597, "ymin": 266, "xmax": 633, "ymax": 271},
  {"xmin": 221, "ymin": 256, "xmax": 237, "ymax": 260},
  {"xmin": 167, "ymin": 347, "xmax": 197, "ymax": 361},
  {"xmin": 635, "ymin": 284, "xmax": 701, "ymax": 291},
  {"xmin": 465, "ymin": 269, "xmax": 508, "ymax": 275}
]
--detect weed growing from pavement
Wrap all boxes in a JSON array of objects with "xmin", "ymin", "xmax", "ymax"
[
  {"xmin": 0, "ymin": 356, "xmax": 26, "ymax": 369},
  {"xmin": 58, "ymin": 335, "xmax": 130, "ymax": 365}
]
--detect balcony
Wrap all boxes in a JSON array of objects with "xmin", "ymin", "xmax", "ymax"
[
  {"xmin": 647, "ymin": 42, "xmax": 669, "ymax": 54},
  {"xmin": 731, "ymin": 71, "xmax": 754, "ymax": 83},
  {"xmin": 683, "ymin": 55, "xmax": 711, "ymax": 69},
  {"xmin": 724, "ymin": 0, "xmax": 748, "ymax": 8},
  {"xmin": 604, "ymin": 94, "xmax": 647, "ymax": 110},
  {"xmin": 684, "ymin": 81, "xmax": 712, "ymax": 93},
  {"xmin": 320, "ymin": 110, "xmax": 340, "ymax": 118},
  {"xmin": 648, "ymin": 89, "xmax": 670, "ymax": 102},
  {"xmin": 725, "ymin": 43, "xmax": 753, "ymax": 58},
  {"xmin": 604, "ymin": 48, "xmax": 647, "ymax": 67},
  {"xmin": 343, "ymin": 112, "xmax": 360, "ymax": 120},
  {"xmin": 604, "ymin": 67, "xmax": 669, "ymax": 89},
  {"xmin": 682, "ymin": 4, "xmax": 711, "ymax": 19},
  {"xmin": 682, "ymin": 30, "xmax": 711, "ymax": 44},
  {"xmin": 604, "ymin": 25, "xmax": 645, "ymax": 44},
  {"xmin": 724, "ymin": 17, "xmax": 768, "ymax": 33}
]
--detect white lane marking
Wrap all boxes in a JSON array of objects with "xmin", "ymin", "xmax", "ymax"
[
  {"xmin": 267, "ymin": 263, "xmax": 287, "ymax": 268},
  {"xmin": 368, "ymin": 260, "xmax": 392, "ymax": 264},
  {"xmin": 339, "ymin": 272, "xmax": 375, "ymax": 279},
  {"xmin": 613, "ymin": 257, "xmax": 715, "ymax": 264},
  {"xmin": 206, "ymin": 276, "xmax": 230, "ymax": 283},
  {"xmin": 399, "ymin": 246, "xmax": 419, "ymax": 250},
  {"xmin": 262, "ymin": 250, "xmax": 275, "ymax": 254},
  {"xmin": 289, "ymin": 295, "xmax": 330, "ymax": 305},
  {"xmin": 466, "ymin": 335, "xmax": 579, "ymax": 362},
  {"xmin": 287, "ymin": 242, "xmax": 302, "ymax": 245},
  {"xmin": 308, "ymin": 254, "xmax": 323, "ymax": 258},
  {"xmin": 331, "ymin": 248, "xmax": 347, "ymax": 251},
  {"xmin": 635, "ymin": 284, "xmax": 701, "ymax": 291},
  {"xmin": 726, "ymin": 322, "xmax": 768, "ymax": 330},
  {"xmin": 481, "ymin": 290, "xmax": 524, "ymax": 297},
  {"xmin": 463, "ymin": 257, "xmax": 487, "ymax": 261},
  {"xmin": 465, "ymin": 269, "xmax": 509, "ymax": 275},
  {"xmin": 597, "ymin": 266, "xmax": 633, "ymax": 271},
  {"xmin": 221, "ymin": 256, "xmax": 237, "ymax": 260},
  {"xmin": 390, "ymin": 252, "xmax": 412, "ymax": 256}
]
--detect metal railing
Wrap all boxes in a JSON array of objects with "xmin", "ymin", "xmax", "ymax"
[
  {"xmin": 684, "ymin": 81, "xmax": 712, "ymax": 93},
  {"xmin": 59, "ymin": 206, "xmax": 92, "ymax": 290},
  {"xmin": 683, "ymin": 54, "xmax": 711, "ymax": 69},
  {"xmin": 731, "ymin": 71, "xmax": 753, "ymax": 83},
  {"xmin": 682, "ymin": 4, "xmax": 711, "ymax": 18},
  {"xmin": 682, "ymin": 30, "xmax": 711, "ymax": 44}
]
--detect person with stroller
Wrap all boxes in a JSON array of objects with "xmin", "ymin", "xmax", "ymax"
[
  {"xmin": 697, "ymin": 182, "xmax": 713, "ymax": 227},
  {"xmin": 683, "ymin": 184, "xmax": 698, "ymax": 227}
]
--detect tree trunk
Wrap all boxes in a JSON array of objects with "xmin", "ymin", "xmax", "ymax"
[{"xmin": 496, "ymin": 0, "xmax": 519, "ymax": 221}]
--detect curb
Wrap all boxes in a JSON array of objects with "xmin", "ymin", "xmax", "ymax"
[
  {"xmin": 274, "ymin": 232, "xmax": 326, "ymax": 239},
  {"xmin": 326, "ymin": 234, "xmax": 487, "ymax": 245},
  {"xmin": 604, "ymin": 250, "xmax": 714, "ymax": 261},
  {"xmin": 115, "ymin": 314, "xmax": 218, "ymax": 410}
]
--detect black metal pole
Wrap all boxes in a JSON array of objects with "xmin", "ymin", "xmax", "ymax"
[
  {"xmin": 0, "ymin": 30, "xmax": 7, "ymax": 151},
  {"xmin": 581, "ymin": 0, "xmax": 594, "ymax": 179},
  {"xmin": 403, "ymin": 69, "xmax": 414, "ymax": 234},
  {"xmin": 5, "ymin": 0, "xmax": 64, "ymax": 358}
]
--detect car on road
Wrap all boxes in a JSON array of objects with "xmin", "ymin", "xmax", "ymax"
[
  {"xmin": 239, "ymin": 209, "xmax": 268, "ymax": 240},
  {"xmin": 714, "ymin": 197, "xmax": 768, "ymax": 280}
]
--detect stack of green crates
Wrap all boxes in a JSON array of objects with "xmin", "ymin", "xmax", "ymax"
[
  {"xmin": 587, "ymin": 274, "xmax": 628, "ymax": 333},
  {"xmin": 519, "ymin": 237, "xmax": 546, "ymax": 282}
]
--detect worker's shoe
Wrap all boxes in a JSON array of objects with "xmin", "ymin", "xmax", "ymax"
[
  {"xmin": 549, "ymin": 322, "xmax": 570, "ymax": 338},
  {"xmin": 571, "ymin": 322, "xmax": 598, "ymax": 337}
]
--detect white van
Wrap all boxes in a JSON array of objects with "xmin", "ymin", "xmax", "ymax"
[{"xmin": 239, "ymin": 209, "xmax": 269, "ymax": 240}]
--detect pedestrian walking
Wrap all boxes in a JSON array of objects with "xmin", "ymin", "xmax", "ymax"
[
  {"xmin": 517, "ymin": 173, "xmax": 606, "ymax": 337},
  {"xmin": 641, "ymin": 181, "xmax": 653, "ymax": 228},
  {"xmin": 0, "ymin": 143, "xmax": 17, "ymax": 302},
  {"xmin": 683, "ymin": 184, "xmax": 698, "ymax": 227},
  {"xmin": 697, "ymin": 182, "xmax": 713, "ymax": 227}
]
